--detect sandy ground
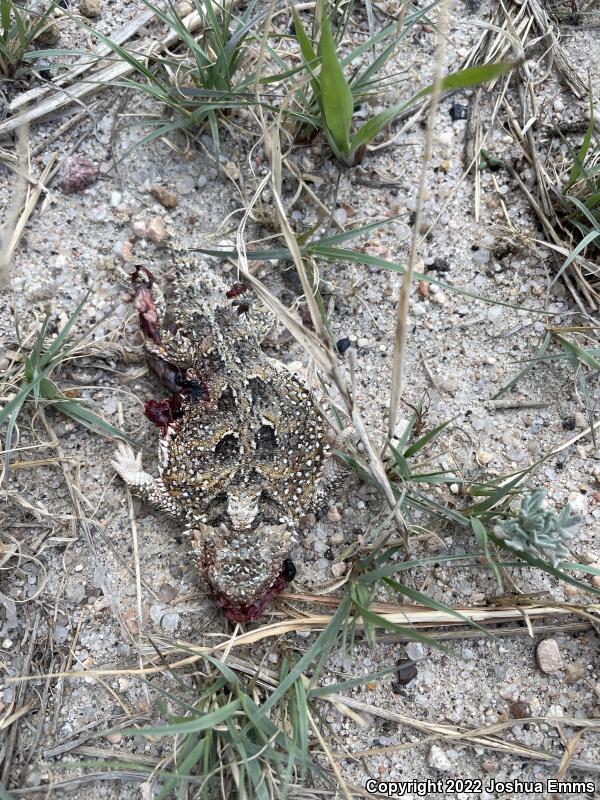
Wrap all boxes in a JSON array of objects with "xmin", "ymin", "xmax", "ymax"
[{"xmin": 1, "ymin": 0, "xmax": 599, "ymax": 798}]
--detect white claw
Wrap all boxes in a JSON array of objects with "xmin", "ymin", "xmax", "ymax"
[{"xmin": 112, "ymin": 442, "xmax": 144, "ymax": 481}]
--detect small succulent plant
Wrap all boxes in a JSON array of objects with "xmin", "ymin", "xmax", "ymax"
[{"xmin": 493, "ymin": 488, "xmax": 581, "ymax": 567}]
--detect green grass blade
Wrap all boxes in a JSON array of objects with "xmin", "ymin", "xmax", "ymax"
[
  {"xmin": 566, "ymin": 86, "xmax": 595, "ymax": 188},
  {"xmin": 249, "ymin": 593, "xmax": 352, "ymax": 723},
  {"xmin": 125, "ymin": 698, "xmax": 241, "ymax": 736},
  {"xmin": 49, "ymin": 396, "xmax": 137, "ymax": 445},
  {"xmin": 354, "ymin": 603, "xmax": 447, "ymax": 650},
  {"xmin": 350, "ymin": 60, "xmax": 514, "ymax": 160},
  {"xmin": 471, "ymin": 517, "xmax": 503, "ymax": 591},
  {"xmin": 0, "ymin": 782, "xmax": 14, "ymax": 800},
  {"xmin": 317, "ymin": 13, "xmax": 353, "ymax": 158},
  {"xmin": 312, "ymin": 244, "xmax": 548, "ymax": 313},
  {"xmin": 493, "ymin": 331, "xmax": 552, "ymax": 398},
  {"xmin": 382, "ymin": 577, "xmax": 492, "ymax": 637},
  {"xmin": 402, "ymin": 417, "xmax": 454, "ymax": 458},
  {"xmin": 309, "ymin": 665, "xmax": 399, "ymax": 697}
]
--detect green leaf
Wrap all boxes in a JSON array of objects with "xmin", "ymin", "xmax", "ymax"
[
  {"xmin": 403, "ymin": 417, "xmax": 454, "ymax": 459},
  {"xmin": 126, "ymin": 698, "xmax": 241, "ymax": 736},
  {"xmin": 471, "ymin": 517, "xmax": 503, "ymax": 591},
  {"xmin": 349, "ymin": 60, "xmax": 514, "ymax": 161},
  {"xmin": 566, "ymin": 85, "xmax": 595, "ymax": 188},
  {"xmin": 382, "ymin": 577, "xmax": 491, "ymax": 637},
  {"xmin": 317, "ymin": 14, "xmax": 353, "ymax": 158}
]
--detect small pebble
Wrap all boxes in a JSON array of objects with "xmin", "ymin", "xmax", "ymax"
[
  {"xmin": 150, "ymin": 186, "xmax": 178, "ymax": 209},
  {"xmin": 509, "ymin": 700, "xmax": 530, "ymax": 719},
  {"xmin": 396, "ymin": 659, "xmax": 418, "ymax": 686},
  {"xmin": 333, "ymin": 207, "xmax": 347, "ymax": 226},
  {"xmin": 60, "ymin": 156, "xmax": 98, "ymax": 194},
  {"xmin": 161, "ymin": 612, "xmax": 180, "ymax": 633},
  {"xmin": 487, "ymin": 305, "xmax": 504, "ymax": 322},
  {"xmin": 327, "ymin": 506, "xmax": 341, "ymax": 523},
  {"xmin": 449, "ymin": 102, "xmax": 468, "ymax": 121},
  {"xmin": 331, "ymin": 561, "xmax": 347, "ymax": 577},
  {"xmin": 536, "ymin": 638, "xmax": 563, "ymax": 673},
  {"xmin": 79, "ymin": 0, "xmax": 102, "ymax": 17},
  {"xmin": 335, "ymin": 337, "xmax": 352, "ymax": 354},
  {"xmin": 406, "ymin": 642, "xmax": 425, "ymax": 661},
  {"xmin": 146, "ymin": 216, "xmax": 166, "ymax": 244},
  {"xmin": 428, "ymin": 744, "xmax": 452, "ymax": 772},
  {"xmin": 35, "ymin": 22, "xmax": 60, "ymax": 46},
  {"xmin": 564, "ymin": 663, "xmax": 586, "ymax": 684}
]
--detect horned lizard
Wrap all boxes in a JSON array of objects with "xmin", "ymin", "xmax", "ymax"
[{"xmin": 112, "ymin": 254, "xmax": 327, "ymax": 622}]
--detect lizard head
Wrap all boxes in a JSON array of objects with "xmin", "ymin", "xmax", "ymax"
[{"xmin": 191, "ymin": 524, "xmax": 297, "ymax": 622}]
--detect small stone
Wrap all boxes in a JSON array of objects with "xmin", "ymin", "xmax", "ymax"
[
  {"xmin": 327, "ymin": 506, "xmax": 342, "ymax": 523},
  {"xmin": 150, "ymin": 186, "xmax": 178, "ymax": 209},
  {"xmin": 224, "ymin": 161, "xmax": 240, "ymax": 181},
  {"xmin": 331, "ymin": 561, "xmax": 347, "ymax": 577},
  {"xmin": 509, "ymin": 700, "xmax": 530, "ymax": 719},
  {"xmin": 418, "ymin": 280, "xmax": 429, "ymax": 297},
  {"xmin": 79, "ymin": 0, "xmax": 102, "ymax": 17},
  {"xmin": 564, "ymin": 663, "xmax": 586, "ymax": 684},
  {"xmin": 477, "ymin": 449, "xmax": 493, "ymax": 465},
  {"xmin": 330, "ymin": 532, "xmax": 344, "ymax": 545},
  {"xmin": 335, "ymin": 337, "xmax": 352, "ymax": 354},
  {"xmin": 177, "ymin": 0, "xmax": 193, "ymax": 14},
  {"xmin": 430, "ymin": 291, "xmax": 447, "ymax": 305},
  {"xmin": 395, "ymin": 659, "xmax": 418, "ymax": 686},
  {"xmin": 536, "ymin": 638, "xmax": 563, "ymax": 673},
  {"xmin": 406, "ymin": 642, "xmax": 425, "ymax": 661},
  {"xmin": 178, "ymin": 175, "xmax": 195, "ymax": 194},
  {"xmin": 35, "ymin": 21, "xmax": 60, "ymax": 47},
  {"xmin": 574, "ymin": 412, "xmax": 587, "ymax": 429},
  {"xmin": 105, "ymin": 733, "xmax": 122, "ymax": 744},
  {"xmin": 333, "ymin": 207, "xmax": 347, "ymax": 226},
  {"xmin": 66, "ymin": 582, "xmax": 86, "ymax": 605},
  {"xmin": 487, "ymin": 305, "xmax": 503, "ymax": 322},
  {"xmin": 449, "ymin": 102, "xmax": 468, "ymax": 121},
  {"xmin": 592, "ymin": 575, "xmax": 600, "ymax": 590},
  {"xmin": 158, "ymin": 583, "xmax": 177, "ymax": 603},
  {"xmin": 428, "ymin": 744, "xmax": 452, "ymax": 772},
  {"xmin": 473, "ymin": 249, "xmax": 490, "ymax": 265},
  {"xmin": 132, "ymin": 219, "xmax": 147, "ymax": 238},
  {"xmin": 60, "ymin": 156, "xmax": 98, "ymax": 194},
  {"xmin": 114, "ymin": 240, "xmax": 133, "ymax": 262},
  {"xmin": 161, "ymin": 612, "xmax": 180, "ymax": 633},
  {"xmin": 412, "ymin": 302, "xmax": 427, "ymax": 317},
  {"xmin": 146, "ymin": 216, "xmax": 166, "ymax": 244}
]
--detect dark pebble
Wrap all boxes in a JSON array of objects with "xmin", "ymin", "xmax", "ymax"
[
  {"xmin": 335, "ymin": 337, "xmax": 352, "ymax": 354},
  {"xmin": 449, "ymin": 102, "xmax": 468, "ymax": 121},
  {"xmin": 395, "ymin": 659, "xmax": 418, "ymax": 687}
]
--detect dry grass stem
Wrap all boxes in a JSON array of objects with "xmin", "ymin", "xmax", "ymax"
[{"xmin": 387, "ymin": 0, "xmax": 450, "ymax": 440}]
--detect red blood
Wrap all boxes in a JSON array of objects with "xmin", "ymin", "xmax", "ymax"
[
  {"xmin": 144, "ymin": 395, "xmax": 183, "ymax": 430},
  {"xmin": 226, "ymin": 282, "xmax": 248, "ymax": 299},
  {"xmin": 130, "ymin": 267, "xmax": 161, "ymax": 344},
  {"xmin": 212, "ymin": 562, "xmax": 294, "ymax": 623}
]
